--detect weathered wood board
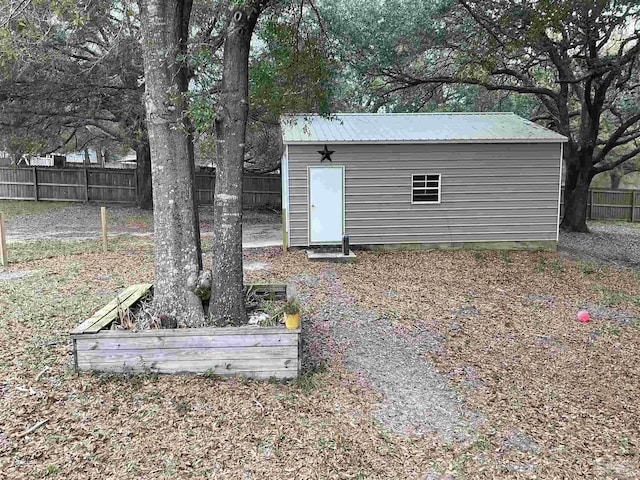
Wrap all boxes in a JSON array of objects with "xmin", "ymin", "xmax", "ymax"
[
  {"xmin": 71, "ymin": 284, "xmax": 301, "ymax": 379},
  {"xmin": 245, "ymin": 283, "xmax": 287, "ymax": 300},
  {"xmin": 71, "ymin": 283, "xmax": 152, "ymax": 334}
]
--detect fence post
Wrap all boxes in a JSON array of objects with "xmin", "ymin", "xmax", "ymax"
[
  {"xmin": 133, "ymin": 167, "xmax": 138, "ymax": 204},
  {"xmin": 32, "ymin": 167, "xmax": 38, "ymax": 201},
  {"xmin": 589, "ymin": 190, "xmax": 594, "ymax": 220},
  {"xmin": 0, "ymin": 212, "xmax": 7, "ymax": 267},
  {"xmin": 632, "ymin": 191, "xmax": 637, "ymax": 223},
  {"xmin": 100, "ymin": 207, "xmax": 108, "ymax": 252},
  {"xmin": 84, "ymin": 168, "xmax": 90, "ymax": 203}
]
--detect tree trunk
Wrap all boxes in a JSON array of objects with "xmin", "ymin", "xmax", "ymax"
[
  {"xmin": 135, "ymin": 142, "xmax": 153, "ymax": 210},
  {"xmin": 209, "ymin": 6, "xmax": 261, "ymax": 326},
  {"xmin": 140, "ymin": 0, "xmax": 204, "ymax": 327},
  {"xmin": 560, "ymin": 153, "xmax": 592, "ymax": 232},
  {"xmin": 609, "ymin": 168, "xmax": 622, "ymax": 190}
]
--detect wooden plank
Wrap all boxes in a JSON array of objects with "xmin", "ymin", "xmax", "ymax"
[
  {"xmin": 71, "ymin": 324, "xmax": 298, "ymax": 339},
  {"xmin": 31, "ymin": 198, "xmax": 79, "ymax": 202},
  {"xmin": 76, "ymin": 361, "xmax": 297, "ymax": 377},
  {"xmin": 593, "ymin": 203, "xmax": 638, "ymax": 208},
  {"xmin": 71, "ymin": 285, "xmax": 144, "ymax": 334},
  {"xmin": 36, "ymin": 182, "xmax": 85, "ymax": 188},
  {"xmin": 0, "ymin": 212, "xmax": 7, "ymax": 267},
  {"xmin": 245, "ymin": 283, "xmax": 287, "ymax": 300},
  {"xmin": 88, "ymin": 185, "xmax": 136, "ymax": 190},
  {"xmin": 79, "ymin": 345, "xmax": 298, "ymax": 362},
  {"xmin": 77, "ymin": 358, "xmax": 297, "ymax": 372},
  {"xmin": 75, "ymin": 333, "xmax": 298, "ymax": 351},
  {"xmin": 71, "ymin": 283, "xmax": 152, "ymax": 334},
  {"xmin": 86, "ymin": 168, "xmax": 133, "ymax": 174},
  {"xmin": 246, "ymin": 283, "xmax": 287, "ymax": 293}
]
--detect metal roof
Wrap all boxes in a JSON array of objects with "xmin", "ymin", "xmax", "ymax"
[{"xmin": 281, "ymin": 113, "xmax": 567, "ymax": 144}]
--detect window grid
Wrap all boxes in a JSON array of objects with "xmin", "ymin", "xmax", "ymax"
[{"xmin": 412, "ymin": 174, "xmax": 441, "ymax": 204}]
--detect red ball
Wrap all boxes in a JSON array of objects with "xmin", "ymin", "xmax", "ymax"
[{"xmin": 577, "ymin": 310, "xmax": 590, "ymax": 323}]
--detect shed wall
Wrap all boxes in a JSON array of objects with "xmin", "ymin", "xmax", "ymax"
[{"xmin": 287, "ymin": 143, "xmax": 561, "ymax": 247}]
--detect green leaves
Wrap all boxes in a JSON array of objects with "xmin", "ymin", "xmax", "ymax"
[{"xmin": 249, "ymin": 20, "xmax": 334, "ymax": 116}]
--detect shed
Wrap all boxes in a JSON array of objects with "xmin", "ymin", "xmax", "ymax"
[{"xmin": 280, "ymin": 113, "xmax": 567, "ymax": 250}]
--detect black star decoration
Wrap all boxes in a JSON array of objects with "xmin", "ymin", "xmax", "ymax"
[{"xmin": 317, "ymin": 144, "xmax": 335, "ymax": 162}]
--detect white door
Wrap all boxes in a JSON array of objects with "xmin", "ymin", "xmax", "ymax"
[{"xmin": 309, "ymin": 166, "xmax": 344, "ymax": 244}]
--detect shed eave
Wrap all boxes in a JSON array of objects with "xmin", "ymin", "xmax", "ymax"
[{"xmin": 283, "ymin": 138, "xmax": 568, "ymax": 145}]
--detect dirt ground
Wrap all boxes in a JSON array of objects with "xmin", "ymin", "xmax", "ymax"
[
  {"xmin": 0, "ymin": 235, "xmax": 638, "ymax": 478},
  {"xmin": 3, "ymin": 202, "xmax": 282, "ymax": 246},
  {"xmin": 0, "ymin": 201, "xmax": 282, "ymax": 241},
  {"xmin": 1, "ymin": 204, "xmax": 639, "ymax": 478}
]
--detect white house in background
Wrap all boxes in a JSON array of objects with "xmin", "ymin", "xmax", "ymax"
[
  {"xmin": 65, "ymin": 149, "xmax": 99, "ymax": 164},
  {"xmin": 280, "ymin": 112, "xmax": 567, "ymax": 250},
  {"xmin": 16, "ymin": 153, "xmax": 65, "ymax": 167}
]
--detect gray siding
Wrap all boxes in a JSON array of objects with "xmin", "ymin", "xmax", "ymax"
[{"xmin": 287, "ymin": 143, "xmax": 561, "ymax": 247}]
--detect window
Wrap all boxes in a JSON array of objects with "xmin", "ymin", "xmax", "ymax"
[{"xmin": 412, "ymin": 174, "xmax": 441, "ymax": 204}]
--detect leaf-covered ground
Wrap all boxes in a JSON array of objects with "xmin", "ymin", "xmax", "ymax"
[{"xmin": 1, "ymin": 240, "xmax": 639, "ymax": 478}]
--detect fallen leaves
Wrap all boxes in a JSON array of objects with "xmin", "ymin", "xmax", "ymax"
[{"xmin": 2, "ymin": 243, "xmax": 640, "ymax": 478}]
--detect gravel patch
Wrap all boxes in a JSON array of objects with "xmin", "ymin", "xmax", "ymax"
[
  {"xmin": 0, "ymin": 269, "xmax": 32, "ymax": 280},
  {"xmin": 294, "ymin": 269, "xmax": 480, "ymax": 441},
  {"xmin": 450, "ymin": 305, "xmax": 480, "ymax": 316},
  {"xmin": 502, "ymin": 429, "xmax": 539, "ymax": 452},
  {"xmin": 243, "ymin": 260, "xmax": 268, "ymax": 271},
  {"xmin": 559, "ymin": 222, "xmax": 640, "ymax": 269}
]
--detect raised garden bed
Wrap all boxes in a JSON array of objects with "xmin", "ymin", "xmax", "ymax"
[{"xmin": 70, "ymin": 283, "xmax": 301, "ymax": 379}]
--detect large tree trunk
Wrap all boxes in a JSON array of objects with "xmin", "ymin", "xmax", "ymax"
[
  {"xmin": 560, "ymin": 152, "xmax": 592, "ymax": 233},
  {"xmin": 135, "ymin": 142, "xmax": 153, "ymax": 210},
  {"xmin": 209, "ymin": 6, "xmax": 261, "ymax": 326},
  {"xmin": 140, "ymin": 0, "xmax": 204, "ymax": 327}
]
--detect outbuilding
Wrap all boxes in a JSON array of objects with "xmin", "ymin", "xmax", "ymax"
[{"xmin": 280, "ymin": 113, "xmax": 566, "ymax": 250}]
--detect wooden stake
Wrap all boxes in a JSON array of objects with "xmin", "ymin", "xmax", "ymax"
[
  {"xmin": 0, "ymin": 212, "xmax": 7, "ymax": 267},
  {"xmin": 100, "ymin": 207, "xmax": 108, "ymax": 252}
]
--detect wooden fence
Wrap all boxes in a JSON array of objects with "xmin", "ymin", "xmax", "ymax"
[
  {"xmin": 560, "ymin": 188, "xmax": 640, "ymax": 222},
  {"xmin": 0, "ymin": 167, "xmax": 281, "ymax": 208},
  {"xmin": 589, "ymin": 189, "xmax": 640, "ymax": 222}
]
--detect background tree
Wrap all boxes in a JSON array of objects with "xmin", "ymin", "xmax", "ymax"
[
  {"xmin": 362, "ymin": 0, "xmax": 640, "ymax": 232},
  {"xmin": 243, "ymin": 17, "xmax": 333, "ymax": 173},
  {"xmin": 608, "ymin": 157, "xmax": 640, "ymax": 189},
  {"xmin": 0, "ymin": 0, "xmax": 153, "ymax": 207}
]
